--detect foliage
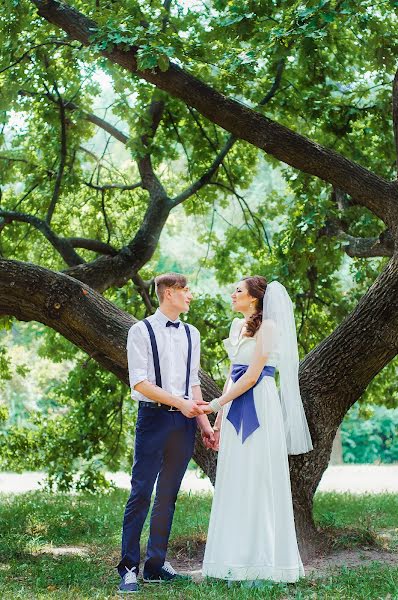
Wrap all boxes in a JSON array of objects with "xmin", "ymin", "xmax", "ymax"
[
  {"xmin": 0, "ymin": 347, "xmax": 134, "ymax": 491},
  {"xmin": 342, "ymin": 404, "xmax": 398, "ymax": 464},
  {"xmin": 1, "ymin": 0, "xmax": 398, "ymax": 484}
]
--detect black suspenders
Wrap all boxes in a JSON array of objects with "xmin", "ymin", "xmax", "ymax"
[{"xmin": 143, "ymin": 319, "xmax": 192, "ymax": 399}]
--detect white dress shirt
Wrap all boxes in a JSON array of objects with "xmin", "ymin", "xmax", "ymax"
[{"xmin": 127, "ymin": 308, "xmax": 201, "ymax": 403}]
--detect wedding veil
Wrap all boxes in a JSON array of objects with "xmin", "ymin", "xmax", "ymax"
[{"xmin": 262, "ymin": 281, "xmax": 313, "ymax": 455}]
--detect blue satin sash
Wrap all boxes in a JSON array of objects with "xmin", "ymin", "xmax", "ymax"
[{"xmin": 226, "ymin": 363, "xmax": 275, "ymax": 443}]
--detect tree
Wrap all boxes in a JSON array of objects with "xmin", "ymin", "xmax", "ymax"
[{"xmin": 2, "ymin": 0, "xmax": 398, "ymax": 557}]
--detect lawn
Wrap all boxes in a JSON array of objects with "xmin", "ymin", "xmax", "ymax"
[{"xmin": 0, "ymin": 487, "xmax": 397, "ymax": 599}]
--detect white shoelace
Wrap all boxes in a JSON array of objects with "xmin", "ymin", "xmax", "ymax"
[
  {"xmin": 124, "ymin": 566, "xmax": 137, "ymax": 584},
  {"xmin": 163, "ymin": 562, "xmax": 177, "ymax": 576}
]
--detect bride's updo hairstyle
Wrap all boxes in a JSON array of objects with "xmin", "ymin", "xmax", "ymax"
[{"xmin": 242, "ymin": 276, "xmax": 267, "ymax": 337}]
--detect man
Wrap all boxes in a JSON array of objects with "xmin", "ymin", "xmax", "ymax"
[{"xmin": 117, "ymin": 272, "xmax": 214, "ymax": 593}]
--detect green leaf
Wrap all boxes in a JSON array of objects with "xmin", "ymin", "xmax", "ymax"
[{"xmin": 157, "ymin": 54, "xmax": 170, "ymax": 72}]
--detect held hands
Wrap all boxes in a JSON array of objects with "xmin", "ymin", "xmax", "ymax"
[
  {"xmin": 178, "ymin": 398, "xmax": 206, "ymax": 418},
  {"xmin": 201, "ymin": 398, "xmax": 222, "ymax": 415},
  {"xmin": 201, "ymin": 426, "xmax": 220, "ymax": 451}
]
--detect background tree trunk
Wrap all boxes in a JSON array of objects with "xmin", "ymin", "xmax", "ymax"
[{"xmin": 330, "ymin": 427, "xmax": 343, "ymax": 465}]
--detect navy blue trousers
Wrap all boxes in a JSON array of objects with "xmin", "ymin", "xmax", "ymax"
[{"xmin": 117, "ymin": 406, "xmax": 197, "ymax": 576}]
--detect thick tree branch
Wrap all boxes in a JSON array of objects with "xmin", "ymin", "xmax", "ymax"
[
  {"xmin": 56, "ymin": 96, "xmax": 171, "ymax": 290},
  {"xmin": 0, "ymin": 258, "xmax": 220, "ymax": 399},
  {"xmin": 341, "ymin": 232, "xmax": 394, "ymax": 258},
  {"xmin": 325, "ymin": 220, "xmax": 395, "ymax": 258},
  {"xmin": 29, "ymin": 0, "xmax": 398, "ymax": 226}
]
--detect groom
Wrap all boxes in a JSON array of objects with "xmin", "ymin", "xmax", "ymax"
[{"xmin": 117, "ymin": 272, "xmax": 214, "ymax": 593}]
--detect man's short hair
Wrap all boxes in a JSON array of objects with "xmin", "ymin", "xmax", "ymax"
[{"xmin": 155, "ymin": 272, "xmax": 188, "ymax": 303}]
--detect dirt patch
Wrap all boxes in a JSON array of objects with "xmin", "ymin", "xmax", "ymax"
[
  {"xmin": 176, "ymin": 549, "xmax": 398, "ymax": 583},
  {"xmin": 305, "ymin": 548, "xmax": 398, "ymax": 578},
  {"xmin": 169, "ymin": 539, "xmax": 398, "ymax": 582}
]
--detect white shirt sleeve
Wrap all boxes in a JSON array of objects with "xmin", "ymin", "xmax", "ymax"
[
  {"xmin": 190, "ymin": 326, "xmax": 201, "ymax": 387},
  {"xmin": 127, "ymin": 323, "xmax": 149, "ymax": 391}
]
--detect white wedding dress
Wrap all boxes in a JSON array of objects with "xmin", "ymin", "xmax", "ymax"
[{"xmin": 202, "ymin": 318, "xmax": 304, "ymax": 582}]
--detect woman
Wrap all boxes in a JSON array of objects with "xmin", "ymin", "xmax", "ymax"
[{"xmin": 202, "ymin": 276, "xmax": 313, "ymax": 584}]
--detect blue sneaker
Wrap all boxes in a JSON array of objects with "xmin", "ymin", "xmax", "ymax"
[
  {"xmin": 143, "ymin": 561, "xmax": 191, "ymax": 583},
  {"xmin": 119, "ymin": 566, "xmax": 139, "ymax": 593}
]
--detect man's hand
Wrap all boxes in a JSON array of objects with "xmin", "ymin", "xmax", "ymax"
[{"xmin": 179, "ymin": 399, "xmax": 204, "ymax": 418}]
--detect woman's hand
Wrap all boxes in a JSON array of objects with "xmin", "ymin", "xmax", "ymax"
[
  {"xmin": 212, "ymin": 429, "xmax": 220, "ymax": 451},
  {"xmin": 200, "ymin": 424, "xmax": 215, "ymax": 449},
  {"xmin": 201, "ymin": 426, "xmax": 220, "ymax": 450}
]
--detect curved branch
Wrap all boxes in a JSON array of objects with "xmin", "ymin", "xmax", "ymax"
[
  {"xmin": 83, "ymin": 180, "xmax": 141, "ymax": 192},
  {"xmin": 80, "ymin": 108, "xmax": 129, "ymax": 144},
  {"xmin": 0, "ymin": 210, "xmax": 84, "ymax": 266},
  {"xmin": 46, "ymin": 87, "xmax": 67, "ymax": 223},
  {"xmin": 20, "ymin": 89, "xmax": 130, "ymax": 145},
  {"xmin": 0, "ymin": 40, "xmax": 77, "ymax": 74},
  {"xmin": 132, "ymin": 272, "xmax": 155, "ymax": 314},
  {"xmin": 67, "ymin": 237, "xmax": 118, "ymax": 256},
  {"xmin": 172, "ymin": 136, "xmax": 235, "ymax": 206},
  {"xmin": 29, "ymin": 0, "xmax": 398, "ymax": 225}
]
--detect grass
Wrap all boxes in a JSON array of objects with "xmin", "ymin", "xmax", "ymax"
[{"xmin": 0, "ymin": 488, "xmax": 397, "ymax": 598}]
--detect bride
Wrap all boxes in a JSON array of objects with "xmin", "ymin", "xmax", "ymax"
[{"xmin": 202, "ymin": 276, "xmax": 313, "ymax": 584}]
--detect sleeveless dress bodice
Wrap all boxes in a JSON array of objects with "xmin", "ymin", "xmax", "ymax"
[{"xmin": 223, "ymin": 318, "xmax": 279, "ymax": 367}]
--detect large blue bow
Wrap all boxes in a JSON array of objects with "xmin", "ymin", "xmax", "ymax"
[{"xmin": 227, "ymin": 363, "xmax": 276, "ymax": 443}]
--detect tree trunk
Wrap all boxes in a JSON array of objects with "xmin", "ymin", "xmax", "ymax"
[
  {"xmin": 2, "ymin": 256, "xmax": 398, "ymax": 557},
  {"xmin": 290, "ymin": 253, "xmax": 398, "ymax": 557},
  {"xmin": 330, "ymin": 427, "xmax": 343, "ymax": 465}
]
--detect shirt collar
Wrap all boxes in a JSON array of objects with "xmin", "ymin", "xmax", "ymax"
[{"xmin": 155, "ymin": 308, "xmax": 181, "ymax": 326}]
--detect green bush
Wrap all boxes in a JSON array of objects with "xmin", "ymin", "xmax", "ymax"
[{"xmin": 342, "ymin": 405, "xmax": 398, "ymax": 464}]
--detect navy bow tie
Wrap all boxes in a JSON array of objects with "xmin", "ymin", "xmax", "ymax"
[{"xmin": 166, "ymin": 320, "xmax": 180, "ymax": 329}]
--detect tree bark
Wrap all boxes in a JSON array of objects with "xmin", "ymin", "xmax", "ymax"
[{"xmin": 2, "ymin": 255, "xmax": 398, "ymax": 557}]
